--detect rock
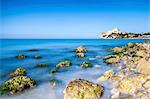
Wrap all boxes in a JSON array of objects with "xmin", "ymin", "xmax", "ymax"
[
  {"xmin": 27, "ymin": 49, "xmax": 39, "ymax": 52},
  {"xmin": 143, "ymin": 80, "xmax": 150, "ymax": 89},
  {"xmin": 136, "ymin": 59, "xmax": 150, "ymax": 75},
  {"xmin": 74, "ymin": 46, "xmax": 87, "ymax": 53},
  {"xmin": 111, "ymin": 47, "xmax": 124, "ymax": 54},
  {"xmin": 10, "ymin": 68, "xmax": 26, "ymax": 77},
  {"xmin": 64, "ymin": 79, "xmax": 103, "ymax": 99},
  {"xmin": 56, "ymin": 61, "xmax": 72, "ymax": 68},
  {"xmin": 33, "ymin": 55, "xmax": 42, "ymax": 59},
  {"xmin": 37, "ymin": 63, "xmax": 49, "ymax": 67},
  {"xmin": 76, "ymin": 53, "xmax": 85, "ymax": 58},
  {"xmin": 118, "ymin": 77, "xmax": 142, "ymax": 94},
  {"xmin": 16, "ymin": 54, "xmax": 27, "ymax": 59},
  {"xmin": 50, "ymin": 68, "xmax": 57, "ymax": 74},
  {"xmin": 98, "ymin": 70, "xmax": 114, "ymax": 82},
  {"xmin": 103, "ymin": 55, "xmax": 120, "ymax": 64},
  {"xmin": 80, "ymin": 61, "xmax": 93, "ymax": 68},
  {"xmin": 0, "ymin": 76, "xmax": 36, "ymax": 95}
]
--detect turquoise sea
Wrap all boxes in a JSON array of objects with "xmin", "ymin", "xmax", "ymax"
[{"xmin": 0, "ymin": 39, "xmax": 150, "ymax": 99}]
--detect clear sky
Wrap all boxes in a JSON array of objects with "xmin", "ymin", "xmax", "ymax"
[{"xmin": 1, "ymin": 0, "xmax": 150, "ymax": 39}]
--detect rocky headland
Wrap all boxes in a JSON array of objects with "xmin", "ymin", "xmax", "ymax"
[{"xmin": 100, "ymin": 28, "xmax": 150, "ymax": 39}]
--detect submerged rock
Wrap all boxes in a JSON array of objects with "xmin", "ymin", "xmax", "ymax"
[
  {"xmin": 33, "ymin": 55, "xmax": 42, "ymax": 59},
  {"xmin": 50, "ymin": 68, "xmax": 57, "ymax": 74},
  {"xmin": 74, "ymin": 46, "xmax": 87, "ymax": 53},
  {"xmin": 16, "ymin": 54, "xmax": 27, "ymax": 59},
  {"xmin": 76, "ymin": 53, "xmax": 85, "ymax": 58},
  {"xmin": 64, "ymin": 79, "xmax": 103, "ymax": 99},
  {"xmin": 0, "ymin": 76, "xmax": 36, "ymax": 95},
  {"xmin": 36, "ymin": 63, "xmax": 49, "ymax": 67},
  {"xmin": 56, "ymin": 61, "xmax": 72, "ymax": 68},
  {"xmin": 27, "ymin": 49, "xmax": 39, "ymax": 52},
  {"xmin": 81, "ymin": 61, "xmax": 93, "ymax": 68},
  {"xmin": 10, "ymin": 68, "xmax": 26, "ymax": 77}
]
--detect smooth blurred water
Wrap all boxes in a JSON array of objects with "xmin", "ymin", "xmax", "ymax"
[{"xmin": 0, "ymin": 39, "xmax": 149, "ymax": 99}]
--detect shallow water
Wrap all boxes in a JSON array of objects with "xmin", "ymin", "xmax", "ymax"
[{"xmin": 0, "ymin": 39, "xmax": 149, "ymax": 99}]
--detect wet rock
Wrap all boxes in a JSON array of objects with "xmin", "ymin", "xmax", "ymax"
[
  {"xmin": 80, "ymin": 61, "xmax": 93, "ymax": 68},
  {"xmin": 33, "ymin": 55, "xmax": 42, "ymax": 59},
  {"xmin": 74, "ymin": 46, "xmax": 87, "ymax": 53},
  {"xmin": 103, "ymin": 55, "xmax": 120, "ymax": 64},
  {"xmin": 27, "ymin": 49, "xmax": 39, "ymax": 52},
  {"xmin": 111, "ymin": 47, "xmax": 124, "ymax": 54},
  {"xmin": 98, "ymin": 70, "xmax": 114, "ymax": 82},
  {"xmin": 50, "ymin": 68, "xmax": 57, "ymax": 74},
  {"xmin": 76, "ymin": 53, "xmax": 85, "ymax": 58},
  {"xmin": 56, "ymin": 61, "xmax": 72, "ymax": 68},
  {"xmin": 16, "ymin": 54, "xmax": 27, "ymax": 59},
  {"xmin": 10, "ymin": 68, "xmax": 26, "ymax": 77},
  {"xmin": 64, "ymin": 79, "xmax": 103, "ymax": 99},
  {"xmin": 0, "ymin": 76, "xmax": 36, "ymax": 95},
  {"xmin": 36, "ymin": 63, "xmax": 49, "ymax": 67}
]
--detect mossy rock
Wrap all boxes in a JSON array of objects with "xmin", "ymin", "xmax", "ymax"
[
  {"xmin": 74, "ymin": 46, "xmax": 87, "ymax": 53},
  {"xmin": 0, "ymin": 76, "xmax": 36, "ymax": 95},
  {"xmin": 81, "ymin": 61, "xmax": 93, "ymax": 68},
  {"xmin": 76, "ymin": 53, "xmax": 85, "ymax": 58},
  {"xmin": 16, "ymin": 54, "xmax": 27, "ymax": 59},
  {"xmin": 56, "ymin": 61, "xmax": 72, "ymax": 68},
  {"xmin": 10, "ymin": 68, "xmax": 26, "ymax": 77},
  {"xmin": 36, "ymin": 63, "xmax": 49, "ymax": 67},
  {"xmin": 50, "ymin": 68, "xmax": 57, "ymax": 74},
  {"xmin": 103, "ymin": 55, "xmax": 120, "ymax": 64},
  {"xmin": 33, "ymin": 55, "xmax": 42, "ymax": 59},
  {"xmin": 64, "ymin": 79, "xmax": 103, "ymax": 99}
]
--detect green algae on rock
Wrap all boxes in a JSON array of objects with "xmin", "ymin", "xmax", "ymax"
[
  {"xmin": 81, "ymin": 61, "xmax": 93, "ymax": 68},
  {"xmin": 50, "ymin": 68, "xmax": 57, "ymax": 74},
  {"xmin": 10, "ymin": 68, "xmax": 26, "ymax": 77},
  {"xmin": 76, "ymin": 53, "xmax": 85, "ymax": 58},
  {"xmin": 74, "ymin": 46, "xmax": 87, "ymax": 53},
  {"xmin": 56, "ymin": 61, "xmax": 72, "ymax": 68},
  {"xmin": 64, "ymin": 78, "xmax": 103, "ymax": 99},
  {"xmin": 36, "ymin": 63, "xmax": 49, "ymax": 67},
  {"xmin": 16, "ymin": 54, "xmax": 27, "ymax": 59},
  {"xmin": 103, "ymin": 55, "xmax": 120, "ymax": 64},
  {"xmin": 0, "ymin": 76, "xmax": 36, "ymax": 95},
  {"xmin": 33, "ymin": 55, "xmax": 42, "ymax": 59}
]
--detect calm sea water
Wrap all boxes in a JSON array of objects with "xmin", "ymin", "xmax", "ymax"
[{"xmin": 0, "ymin": 39, "xmax": 150, "ymax": 99}]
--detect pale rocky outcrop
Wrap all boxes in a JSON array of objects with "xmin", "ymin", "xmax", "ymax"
[
  {"xmin": 74, "ymin": 46, "xmax": 87, "ymax": 53},
  {"xmin": 100, "ymin": 42, "xmax": 150, "ymax": 98}
]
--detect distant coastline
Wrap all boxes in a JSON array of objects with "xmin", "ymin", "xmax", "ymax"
[{"xmin": 100, "ymin": 28, "xmax": 150, "ymax": 39}]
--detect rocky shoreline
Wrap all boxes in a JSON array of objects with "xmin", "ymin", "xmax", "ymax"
[
  {"xmin": 0, "ymin": 41, "xmax": 150, "ymax": 99},
  {"xmin": 98, "ymin": 42, "xmax": 150, "ymax": 99}
]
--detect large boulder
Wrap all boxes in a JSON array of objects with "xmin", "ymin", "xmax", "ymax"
[
  {"xmin": 56, "ymin": 61, "xmax": 72, "ymax": 68},
  {"xmin": 74, "ymin": 46, "xmax": 87, "ymax": 53},
  {"xmin": 64, "ymin": 79, "xmax": 103, "ymax": 99},
  {"xmin": 0, "ymin": 76, "xmax": 36, "ymax": 95}
]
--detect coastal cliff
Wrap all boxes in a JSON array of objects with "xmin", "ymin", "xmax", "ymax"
[{"xmin": 100, "ymin": 28, "xmax": 150, "ymax": 39}]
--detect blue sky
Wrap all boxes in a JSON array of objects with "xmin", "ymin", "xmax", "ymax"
[{"xmin": 1, "ymin": 0, "xmax": 150, "ymax": 38}]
